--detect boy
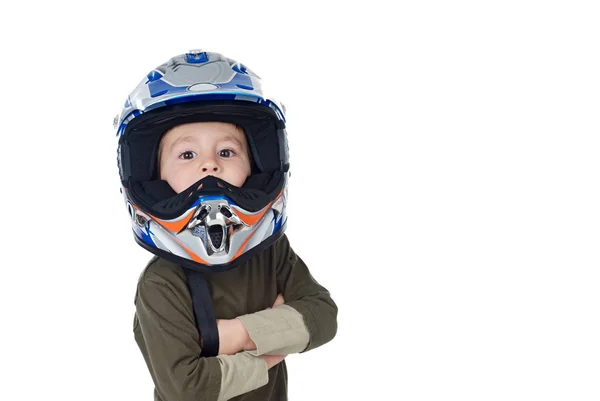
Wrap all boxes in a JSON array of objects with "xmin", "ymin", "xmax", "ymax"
[{"xmin": 115, "ymin": 50, "xmax": 338, "ymax": 401}]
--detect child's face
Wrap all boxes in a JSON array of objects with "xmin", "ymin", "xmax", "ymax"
[{"xmin": 158, "ymin": 122, "xmax": 251, "ymax": 193}]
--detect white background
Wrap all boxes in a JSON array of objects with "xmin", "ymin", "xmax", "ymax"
[{"xmin": 1, "ymin": 1, "xmax": 599, "ymax": 400}]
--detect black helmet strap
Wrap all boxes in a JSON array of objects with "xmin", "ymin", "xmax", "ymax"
[{"xmin": 183, "ymin": 267, "xmax": 220, "ymax": 358}]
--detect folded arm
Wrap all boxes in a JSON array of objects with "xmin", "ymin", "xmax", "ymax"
[
  {"xmin": 136, "ymin": 277, "xmax": 275, "ymax": 401},
  {"xmin": 221, "ymin": 235, "xmax": 338, "ymax": 356},
  {"xmin": 273, "ymin": 235, "xmax": 338, "ymax": 353}
]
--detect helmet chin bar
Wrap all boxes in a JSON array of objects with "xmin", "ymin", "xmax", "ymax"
[
  {"xmin": 187, "ymin": 199, "xmax": 249, "ymax": 256},
  {"xmin": 125, "ymin": 172, "xmax": 287, "ymax": 267}
]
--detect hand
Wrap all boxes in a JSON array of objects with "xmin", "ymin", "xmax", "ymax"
[
  {"xmin": 271, "ymin": 293, "xmax": 285, "ymax": 308},
  {"xmin": 260, "ymin": 354, "xmax": 287, "ymax": 369},
  {"xmin": 215, "ymin": 318, "xmax": 246, "ymax": 356}
]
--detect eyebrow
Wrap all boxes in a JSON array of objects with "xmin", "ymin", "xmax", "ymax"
[
  {"xmin": 220, "ymin": 135, "xmax": 244, "ymax": 148},
  {"xmin": 168, "ymin": 135, "xmax": 196, "ymax": 154},
  {"xmin": 168, "ymin": 135, "xmax": 244, "ymax": 154}
]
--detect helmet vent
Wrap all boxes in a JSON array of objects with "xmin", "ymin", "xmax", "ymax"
[
  {"xmin": 208, "ymin": 225, "xmax": 224, "ymax": 249},
  {"xmin": 219, "ymin": 205, "xmax": 232, "ymax": 218}
]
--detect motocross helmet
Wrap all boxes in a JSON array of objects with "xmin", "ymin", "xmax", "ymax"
[{"xmin": 115, "ymin": 50, "xmax": 289, "ymax": 272}]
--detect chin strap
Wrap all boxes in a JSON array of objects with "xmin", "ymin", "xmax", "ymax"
[{"xmin": 183, "ymin": 267, "xmax": 220, "ymax": 357}]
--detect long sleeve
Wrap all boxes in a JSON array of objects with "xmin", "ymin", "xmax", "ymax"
[
  {"xmin": 274, "ymin": 235, "xmax": 338, "ymax": 353},
  {"xmin": 135, "ymin": 274, "xmax": 269, "ymax": 401},
  {"xmin": 236, "ymin": 304, "xmax": 310, "ymax": 356}
]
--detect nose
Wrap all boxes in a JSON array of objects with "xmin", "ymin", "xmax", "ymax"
[{"xmin": 200, "ymin": 158, "xmax": 220, "ymax": 175}]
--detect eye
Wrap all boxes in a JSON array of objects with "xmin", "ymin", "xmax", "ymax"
[
  {"xmin": 219, "ymin": 149, "xmax": 236, "ymax": 158},
  {"xmin": 178, "ymin": 151, "xmax": 197, "ymax": 160}
]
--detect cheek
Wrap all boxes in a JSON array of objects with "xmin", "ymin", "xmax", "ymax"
[
  {"xmin": 227, "ymin": 173, "xmax": 245, "ymax": 187},
  {"xmin": 174, "ymin": 170, "xmax": 201, "ymax": 192},
  {"xmin": 161, "ymin": 162, "xmax": 195, "ymax": 193},
  {"xmin": 238, "ymin": 155, "xmax": 251, "ymax": 173},
  {"xmin": 228, "ymin": 159, "xmax": 251, "ymax": 186}
]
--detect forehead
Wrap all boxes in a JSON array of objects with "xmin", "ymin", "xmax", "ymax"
[{"xmin": 161, "ymin": 121, "xmax": 246, "ymax": 147}]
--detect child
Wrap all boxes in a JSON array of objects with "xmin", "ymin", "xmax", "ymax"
[{"xmin": 115, "ymin": 50, "xmax": 338, "ymax": 401}]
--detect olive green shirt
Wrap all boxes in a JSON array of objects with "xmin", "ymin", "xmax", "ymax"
[{"xmin": 133, "ymin": 234, "xmax": 338, "ymax": 401}]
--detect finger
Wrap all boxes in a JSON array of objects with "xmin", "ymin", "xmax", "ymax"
[{"xmin": 272, "ymin": 293, "xmax": 285, "ymax": 307}]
